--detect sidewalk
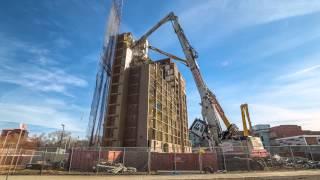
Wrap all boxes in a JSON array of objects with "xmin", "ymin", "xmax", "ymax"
[{"xmin": 1, "ymin": 170, "xmax": 320, "ymax": 180}]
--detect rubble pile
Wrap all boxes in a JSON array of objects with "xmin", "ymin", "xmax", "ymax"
[
  {"xmin": 268, "ymin": 155, "xmax": 320, "ymax": 169},
  {"xmin": 92, "ymin": 161, "xmax": 137, "ymax": 174}
]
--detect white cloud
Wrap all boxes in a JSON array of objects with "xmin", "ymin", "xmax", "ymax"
[
  {"xmin": 54, "ymin": 37, "xmax": 72, "ymax": 48},
  {"xmin": 245, "ymin": 59, "xmax": 320, "ymax": 130},
  {"xmin": 0, "ymin": 102, "xmax": 85, "ymax": 132},
  {"xmin": 0, "ymin": 33, "xmax": 87, "ymax": 95},
  {"xmin": 186, "ymin": 52, "xmax": 320, "ymax": 131},
  {"xmin": 173, "ymin": 0, "xmax": 320, "ymax": 131},
  {"xmin": 233, "ymin": 26, "xmax": 320, "ymax": 63},
  {"xmin": 250, "ymin": 104, "xmax": 320, "ymax": 131},
  {"xmin": 0, "ymin": 85, "xmax": 89, "ymax": 134},
  {"xmin": 0, "ymin": 65, "xmax": 87, "ymax": 95},
  {"xmin": 220, "ymin": 60, "xmax": 231, "ymax": 67},
  {"xmin": 179, "ymin": 0, "xmax": 320, "ymax": 43},
  {"xmin": 0, "ymin": 31, "xmax": 90, "ymax": 135},
  {"xmin": 281, "ymin": 64, "xmax": 320, "ymax": 79},
  {"xmin": 145, "ymin": 0, "xmax": 320, "ymax": 51}
]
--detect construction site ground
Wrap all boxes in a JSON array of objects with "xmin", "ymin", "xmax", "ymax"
[{"xmin": 1, "ymin": 170, "xmax": 320, "ymax": 180}]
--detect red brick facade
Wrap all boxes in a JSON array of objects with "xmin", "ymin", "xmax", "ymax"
[{"xmin": 270, "ymin": 125, "xmax": 303, "ymax": 139}]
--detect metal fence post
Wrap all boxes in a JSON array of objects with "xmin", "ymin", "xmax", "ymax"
[
  {"xmin": 96, "ymin": 146, "xmax": 101, "ymax": 174},
  {"xmin": 289, "ymin": 145, "xmax": 296, "ymax": 170},
  {"xmin": 221, "ymin": 147, "xmax": 227, "ymax": 171},
  {"xmin": 40, "ymin": 148, "xmax": 47, "ymax": 175},
  {"xmin": 0, "ymin": 145, "xmax": 7, "ymax": 166},
  {"xmin": 174, "ymin": 151, "xmax": 176, "ymax": 174},
  {"xmin": 68, "ymin": 147, "xmax": 74, "ymax": 173},
  {"xmin": 198, "ymin": 149, "xmax": 201, "ymax": 174},
  {"xmin": 147, "ymin": 147, "xmax": 151, "ymax": 174},
  {"xmin": 268, "ymin": 146, "xmax": 273, "ymax": 169},
  {"xmin": 307, "ymin": 145, "xmax": 314, "ymax": 161},
  {"xmin": 246, "ymin": 146, "xmax": 250, "ymax": 171},
  {"xmin": 122, "ymin": 147, "xmax": 126, "ymax": 166},
  {"xmin": 29, "ymin": 150, "xmax": 35, "ymax": 164},
  {"xmin": 2, "ymin": 146, "xmax": 11, "ymax": 167},
  {"xmin": 13, "ymin": 148, "xmax": 22, "ymax": 174}
]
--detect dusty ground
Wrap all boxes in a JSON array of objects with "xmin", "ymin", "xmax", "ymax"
[{"xmin": 1, "ymin": 170, "xmax": 320, "ymax": 180}]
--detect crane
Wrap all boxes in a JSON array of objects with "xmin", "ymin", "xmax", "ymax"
[{"xmin": 133, "ymin": 12, "xmax": 239, "ymax": 146}]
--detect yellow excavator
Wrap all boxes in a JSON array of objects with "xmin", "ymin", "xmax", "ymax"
[
  {"xmin": 240, "ymin": 103, "xmax": 268, "ymax": 158},
  {"xmin": 241, "ymin": 103, "xmax": 253, "ymax": 137}
]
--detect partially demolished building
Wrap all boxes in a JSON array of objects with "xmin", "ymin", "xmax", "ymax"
[{"xmin": 102, "ymin": 33, "xmax": 191, "ymax": 153}]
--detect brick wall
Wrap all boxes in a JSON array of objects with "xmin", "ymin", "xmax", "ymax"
[{"xmin": 270, "ymin": 125, "xmax": 303, "ymax": 139}]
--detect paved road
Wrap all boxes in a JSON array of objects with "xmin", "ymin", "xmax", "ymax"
[{"xmin": 1, "ymin": 170, "xmax": 320, "ymax": 180}]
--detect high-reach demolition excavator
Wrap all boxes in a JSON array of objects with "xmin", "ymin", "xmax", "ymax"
[{"xmin": 132, "ymin": 12, "xmax": 267, "ymax": 156}]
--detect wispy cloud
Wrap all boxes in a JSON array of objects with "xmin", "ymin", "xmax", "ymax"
[
  {"xmin": 1, "ymin": 62, "xmax": 87, "ymax": 95},
  {"xmin": 232, "ymin": 26, "xmax": 320, "ymax": 63},
  {"xmin": 249, "ymin": 104, "xmax": 320, "ymax": 130},
  {"xmin": 220, "ymin": 60, "xmax": 231, "ymax": 67},
  {"xmin": 54, "ymin": 37, "xmax": 72, "ymax": 49},
  {"xmin": 143, "ymin": 0, "xmax": 320, "ymax": 52},
  {"xmin": 245, "ymin": 58, "xmax": 320, "ymax": 130},
  {"xmin": 0, "ymin": 1, "xmax": 105, "ymax": 137},
  {"xmin": 0, "ymin": 82, "xmax": 89, "ymax": 135},
  {"xmin": 0, "ymin": 32, "xmax": 87, "ymax": 95},
  {"xmin": 0, "ymin": 102, "xmax": 85, "ymax": 132},
  {"xmin": 281, "ymin": 64, "xmax": 320, "ymax": 79},
  {"xmin": 187, "ymin": 51, "xmax": 320, "ymax": 131},
  {"xmin": 179, "ymin": 0, "xmax": 320, "ymax": 44}
]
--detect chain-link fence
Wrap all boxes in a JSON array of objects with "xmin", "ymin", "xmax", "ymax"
[
  {"xmin": 1, "ymin": 145, "xmax": 320, "ymax": 175},
  {"xmin": 0, "ymin": 147, "xmax": 69, "ymax": 175},
  {"xmin": 68, "ymin": 147, "xmax": 149, "ymax": 174}
]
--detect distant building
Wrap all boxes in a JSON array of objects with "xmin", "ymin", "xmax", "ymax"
[
  {"xmin": 276, "ymin": 135, "xmax": 320, "ymax": 146},
  {"xmin": 270, "ymin": 125, "xmax": 306, "ymax": 145},
  {"xmin": 270, "ymin": 125, "xmax": 303, "ymax": 139},
  {"xmin": 303, "ymin": 130, "xmax": 320, "ymax": 135},
  {"xmin": 0, "ymin": 128, "xmax": 33, "ymax": 148},
  {"xmin": 253, "ymin": 124, "xmax": 270, "ymax": 147},
  {"xmin": 0, "ymin": 128, "xmax": 28, "ymax": 140},
  {"xmin": 252, "ymin": 124, "xmax": 320, "ymax": 146}
]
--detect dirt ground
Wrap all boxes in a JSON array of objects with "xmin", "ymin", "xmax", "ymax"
[{"xmin": 1, "ymin": 170, "xmax": 320, "ymax": 180}]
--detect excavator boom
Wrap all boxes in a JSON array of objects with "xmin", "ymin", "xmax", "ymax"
[
  {"xmin": 241, "ymin": 103, "xmax": 253, "ymax": 137},
  {"xmin": 134, "ymin": 12, "xmax": 238, "ymax": 146}
]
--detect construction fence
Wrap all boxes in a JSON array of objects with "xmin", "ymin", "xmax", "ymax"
[{"xmin": 1, "ymin": 145, "xmax": 320, "ymax": 175}]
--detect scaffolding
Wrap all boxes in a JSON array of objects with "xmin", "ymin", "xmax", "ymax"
[{"xmin": 87, "ymin": 0, "xmax": 123, "ymax": 146}]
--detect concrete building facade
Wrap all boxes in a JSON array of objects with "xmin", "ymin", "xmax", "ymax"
[{"xmin": 102, "ymin": 33, "xmax": 191, "ymax": 153}]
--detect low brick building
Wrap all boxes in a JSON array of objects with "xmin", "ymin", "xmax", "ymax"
[{"xmin": 276, "ymin": 135, "xmax": 320, "ymax": 146}]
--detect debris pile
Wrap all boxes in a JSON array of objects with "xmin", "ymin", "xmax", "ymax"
[
  {"xmin": 268, "ymin": 155, "xmax": 320, "ymax": 169},
  {"xmin": 93, "ymin": 161, "xmax": 137, "ymax": 174}
]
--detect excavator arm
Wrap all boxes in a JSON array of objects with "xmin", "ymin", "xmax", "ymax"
[
  {"xmin": 134, "ymin": 12, "xmax": 238, "ymax": 146},
  {"xmin": 241, "ymin": 103, "xmax": 253, "ymax": 137}
]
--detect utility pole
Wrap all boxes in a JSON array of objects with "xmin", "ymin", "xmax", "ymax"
[{"xmin": 59, "ymin": 124, "xmax": 65, "ymax": 149}]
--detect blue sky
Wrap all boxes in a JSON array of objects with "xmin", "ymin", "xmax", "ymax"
[{"xmin": 1, "ymin": 0, "xmax": 320, "ymax": 137}]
